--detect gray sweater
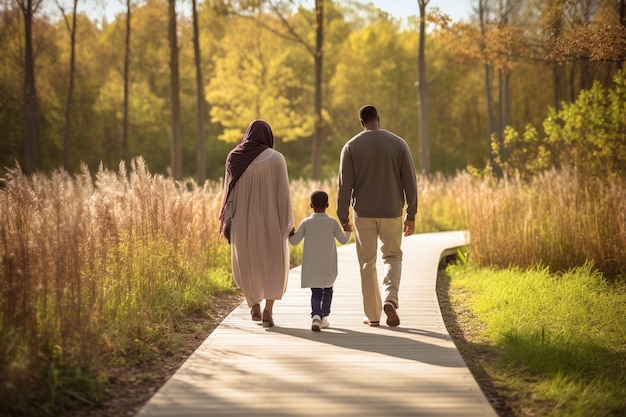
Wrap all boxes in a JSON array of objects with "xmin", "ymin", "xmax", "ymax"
[{"xmin": 337, "ymin": 129, "xmax": 418, "ymax": 225}]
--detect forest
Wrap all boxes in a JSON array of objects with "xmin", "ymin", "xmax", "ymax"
[{"xmin": 2, "ymin": 0, "xmax": 624, "ymax": 182}]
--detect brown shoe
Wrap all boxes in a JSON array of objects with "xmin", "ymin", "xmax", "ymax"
[
  {"xmin": 384, "ymin": 302, "xmax": 400, "ymax": 327},
  {"xmin": 250, "ymin": 304, "xmax": 261, "ymax": 321},
  {"xmin": 363, "ymin": 318, "xmax": 380, "ymax": 327}
]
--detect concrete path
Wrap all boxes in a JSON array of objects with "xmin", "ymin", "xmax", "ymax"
[{"xmin": 136, "ymin": 231, "xmax": 497, "ymax": 417}]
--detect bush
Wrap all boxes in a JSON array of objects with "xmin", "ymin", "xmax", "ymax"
[{"xmin": 493, "ymin": 69, "xmax": 626, "ymax": 181}]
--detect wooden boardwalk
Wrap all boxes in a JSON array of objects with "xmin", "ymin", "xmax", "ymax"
[{"xmin": 136, "ymin": 231, "xmax": 497, "ymax": 417}]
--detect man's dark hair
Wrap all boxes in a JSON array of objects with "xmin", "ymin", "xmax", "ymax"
[
  {"xmin": 358, "ymin": 105, "xmax": 378, "ymax": 123},
  {"xmin": 310, "ymin": 190, "xmax": 329, "ymax": 209}
]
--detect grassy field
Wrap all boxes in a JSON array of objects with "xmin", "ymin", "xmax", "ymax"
[
  {"xmin": 1, "ymin": 159, "xmax": 624, "ymax": 416},
  {"xmin": 444, "ymin": 262, "xmax": 626, "ymax": 416}
]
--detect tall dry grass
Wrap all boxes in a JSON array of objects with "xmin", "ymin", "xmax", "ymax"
[
  {"xmin": 0, "ymin": 158, "xmax": 233, "ymax": 415},
  {"xmin": 464, "ymin": 168, "xmax": 626, "ymax": 279},
  {"xmin": 289, "ymin": 173, "xmax": 469, "ymax": 234}
]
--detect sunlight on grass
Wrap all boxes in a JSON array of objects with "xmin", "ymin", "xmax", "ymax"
[
  {"xmin": 464, "ymin": 168, "xmax": 626, "ymax": 279},
  {"xmin": 447, "ymin": 262, "xmax": 626, "ymax": 416}
]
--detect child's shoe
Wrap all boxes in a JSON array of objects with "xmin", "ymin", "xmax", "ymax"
[
  {"xmin": 321, "ymin": 316, "xmax": 329, "ymax": 329},
  {"xmin": 311, "ymin": 315, "xmax": 321, "ymax": 331}
]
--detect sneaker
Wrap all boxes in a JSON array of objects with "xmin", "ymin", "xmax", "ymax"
[
  {"xmin": 321, "ymin": 316, "xmax": 329, "ymax": 329},
  {"xmin": 311, "ymin": 315, "xmax": 321, "ymax": 332},
  {"xmin": 363, "ymin": 318, "xmax": 380, "ymax": 327},
  {"xmin": 384, "ymin": 302, "xmax": 400, "ymax": 327}
]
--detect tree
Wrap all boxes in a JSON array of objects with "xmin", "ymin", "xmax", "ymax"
[
  {"xmin": 494, "ymin": 70, "xmax": 626, "ymax": 180},
  {"xmin": 417, "ymin": 0, "xmax": 430, "ymax": 174},
  {"xmin": 17, "ymin": 0, "xmax": 43, "ymax": 174},
  {"xmin": 476, "ymin": 0, "xmax": 496, "ymax": 169},
  {"xmin": 312, "ymin": 0, "xmax": 323, "ymax": 180},
  {"xmin": 123, "ymin": 0, "xmax": 131, "ymax": 165},
  {"xmin": 219, "ymin": 0, "xmax": 328, "ymax": 179},
  {"xmin": 0, "ymin": 7, "xmax": 26, "ymax": 169},
  {"xmin": 205, "ymin": 14, "xmax": 314, "ymax": 143},
  {"xmin": 168, "ymin": 0, "xmax": 182, "ymax": 180},
  {"xmin": 329, "ymin": 17, "xmax": 420, "ymax": 160},
  {"xmin": 55, "ymin": 0, "xmax": 79, "ymax": 171},
  {"xmin": 493, "ymin": 0, "xmax": 522, "ymax": 143},
  {"xmin": 191, "ymin": 0, "xmax": 206, "ymax": 184}
]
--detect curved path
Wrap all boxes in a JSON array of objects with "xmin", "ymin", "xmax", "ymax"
[{"xmin": 136, "ymin": 231, "xmax": 497, "ymax": 417}]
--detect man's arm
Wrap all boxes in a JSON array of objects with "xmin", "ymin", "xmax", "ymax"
[
  {"xmin": 337, "ymin": 146, "xmax": 354, "ymax": 226},
  {"xmin": 401, "ymin": 145, "xmax": 418, "ymax": 222}
]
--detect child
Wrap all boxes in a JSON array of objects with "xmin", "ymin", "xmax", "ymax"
[{"xmin": 289, "ymin": 191, "xmax": 352, "ymax": 331}]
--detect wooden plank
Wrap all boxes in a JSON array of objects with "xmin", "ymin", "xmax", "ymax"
[{"xmin": 136, "ymin": 231, "xmax": 497, "ymax": 417}]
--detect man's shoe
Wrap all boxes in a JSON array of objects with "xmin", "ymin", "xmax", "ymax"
[
  {"xmin": 321, "ymin": 316, "xmax": 329, "ymax": 329},
  {"xmin": 363, "ymin": 318, "xmax": 380, "ymax": 327},
  {"xmin": 384, "ymin": 302, "xmax": 400, "ymax": 327},
  {"xmin": 311, "ymin": 315, "xmax": 322, "ymax": 331}
]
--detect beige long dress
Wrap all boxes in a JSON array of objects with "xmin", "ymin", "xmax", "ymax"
[{"xmin": 224, "ymin": 148, "xmax": 294, "ymax": 307}]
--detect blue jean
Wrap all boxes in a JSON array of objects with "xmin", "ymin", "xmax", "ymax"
[{"xmin": 311, "ymin": 287, "xmax": 333, "ymax": 318}]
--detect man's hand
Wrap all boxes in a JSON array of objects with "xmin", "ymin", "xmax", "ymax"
[
  {"xmin": 403, "ymin": 220, "xmax": 415, "ymax": 237},
  {"xmin": 343, "ymin": 222, "xmax": 353, "ymax": 232}
]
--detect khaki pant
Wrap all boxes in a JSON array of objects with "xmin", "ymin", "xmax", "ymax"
[{"xmin": 354, "ymin": 216, "xmax": 403, "ymax": 322}]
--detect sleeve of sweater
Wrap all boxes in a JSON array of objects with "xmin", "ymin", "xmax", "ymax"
[
  {"xmin": 288, "ymin": 220, "xmax": 305, "ymax": 245},
  {"xmin": 401, "ymin": 145, "xmax": 418, "ymax": 221},
  {"xmin": 333, "ymin": 220, "xmax": 351, "ymax": 244},
  {"xmin": 337, "ymin": 145, "xmax": 354, "ymax": 225}
]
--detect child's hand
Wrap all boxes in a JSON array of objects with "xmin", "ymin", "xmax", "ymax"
[
  {"xmin": 343, "ymin": 222, "xmax": 353, "ymax": 232},
  {"xmin": 289, "ymin": 227, "xmax": 296, "ymax": 236}
]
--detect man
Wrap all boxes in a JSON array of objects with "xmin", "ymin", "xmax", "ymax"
[{"xmin": 337, "ymin": 105, "xmax": 418, "ymax": 327}]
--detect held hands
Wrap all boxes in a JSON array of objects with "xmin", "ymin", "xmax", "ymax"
[
  {"xmin": 403, "ymin": 220, "xmax": 415, "ymax": 237},
  {"xmin": 342, "ymin": 221, "xmax": 411, "ymax": 235}
]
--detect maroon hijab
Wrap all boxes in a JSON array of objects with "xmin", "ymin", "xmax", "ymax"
[{"xmin": 220, "ymin": 120, "xmax": 274, "ymax": 222}]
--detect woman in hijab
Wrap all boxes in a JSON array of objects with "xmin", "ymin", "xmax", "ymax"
[{"xmin": 219, "ymin": 120, "xmax": 294, "ymax": 328}]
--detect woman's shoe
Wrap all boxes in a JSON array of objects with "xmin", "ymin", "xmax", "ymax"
[
  {"xmin": 250, "ymin": 304, "xmax": 261, "ymax": 321},
  {"xmin": 262, "ymin": 310, "xmax": 274, "ymax": 328}
]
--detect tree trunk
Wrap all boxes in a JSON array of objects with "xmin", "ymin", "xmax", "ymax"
[
  {"xmin": 497, "ymin": 70, "xmax": 502, "ymax": 136},
  {"xmin": 552, "ymin": 62, "xmax": 561, "ymax": 109},
  {"xmin": 548, "ymin": 2, "xmax": 564, "ymax": 109},
  {"xmin": 478, "ymin": 0, "xmax": 495, "ymax": 168},
  {"xmin": 168, "ymin": 0, "xmax": 183, "ymax": 180},
  {"xmin": 311, "ymin": 0, "xmax": 324, "ymax": 180},
  {"xmin": 620, "ymin": 0, "xmax": 625, "ymax": 69},
  {"xmin": 20, "ymin": 0, "xmax": 40, "ymax": 174},
  {"xmin": 192, "ymin": 0, "xmax": 206, "ymax": 184},
  {"xmin": 60, "ymin": 0, "xmax": 78, "ymax": 171},
  {"xmin": 417, "ymin": 0, "xmax": 430, "ymax": 174},
  {"xmin": 123, "ymin": 0, "xmax": 131, "ymax": 165}
]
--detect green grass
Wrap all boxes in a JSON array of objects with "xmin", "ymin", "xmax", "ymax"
[{"xmin": 447, "ymin": 261, "xmax": 626, "ymax": 416}]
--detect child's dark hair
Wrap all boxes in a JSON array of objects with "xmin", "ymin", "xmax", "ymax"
[{"xmin": 310, "ymin": 191, "xmax": 329, "ymax": 209}]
